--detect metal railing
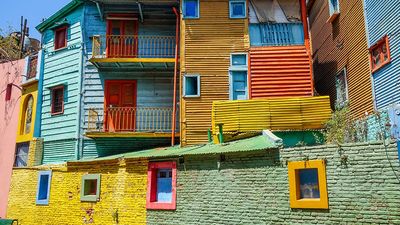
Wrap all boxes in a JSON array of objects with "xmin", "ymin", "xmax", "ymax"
[
  {"xmin": 250, "ymin": 23, "xmax": 304, "ymax": 46},
  {"xmin": 92, "ymin": 35, "xmax": 176, "ymax": 58},
  {"xmin": 87, "ymin": 106, "xmax": 178, "ymax": 133}
]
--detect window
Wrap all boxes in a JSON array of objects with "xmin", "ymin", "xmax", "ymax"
[
  {"xmin": 183, "ymin": 0, "xmax": 199, "ymax": 19},
  {"xmin": 369, "ymin": 35, "xmax": 391, "ymax": 73},
  {"xmin": 335, "ymin": 68, "xmax": 348, "ymax": 108},
  {"xmin": 327, "ymin": 0, "xmax": 340, "ymax": 23},
  {"xmin": 288, "ymin": 160, "xmax": 328, "ymax": 209},
  {"xmin": 183, "ymin": 75, "xmax": 200, "ymax": 97},
  {"xmin": 51, "ymin": 85, "xmax": 64, "ymax": 115},
  {"xmin": 146, "ymin": 161, "xmax": 177, "ymax": 210},
  {"xmin": 14, "ymin": 142, "xmax": 29, "ymax": 167},
  {"xmin": 27, "ymin": 55, "xmax": 38, "ymax": 80},
  {"xmin": 229, "ymin": 0, "xmax": 246, "ymax": 18},
  {"xmin": 230, "ymin": 53, "xmax": 248, "ymax": 100},
  {"xmin": 80, "ymin": 174, "xmax": 101, "ymax": 202},
  {"xmin": 5, "ymin": 83, "xmax": 12, "ymax": 101},
  {"xmin": 22, "ymin": 95, "xmax": 34, "ymax": 135},
  {"xmin": 36, "ymin": 171, "xmax": 52, "ymax": 205},
  {"xmin": 54, "ymin": 26, "xmax": 67, "ymax": 50}
]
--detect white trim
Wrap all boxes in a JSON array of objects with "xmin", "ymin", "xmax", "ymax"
[
  {"xmin": 183, "ymin": 74, "xmax": 201, "ymax": 97},
  {"xmin": 36, "ymin": 170, "xmax": 52, "ymax": 205},
  {"xmin": 230, "ymin": 52, "xmax": 248, "ymax": 67}
]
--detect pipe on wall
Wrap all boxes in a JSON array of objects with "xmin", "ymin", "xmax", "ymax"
[{"xmin": 171, "ymin": 6, "xmax": 180, "ymax": 146}]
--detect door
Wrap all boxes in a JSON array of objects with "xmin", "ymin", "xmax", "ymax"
[
  {"xmin": 106, "ymin": 18, "xmax": 138, "ymax": 58},
  {"xmin": 105, "ymin": 80, "xmax": 137, "ymax": 132},
  {"xmin": 230, "ymin": 71, "xmax": 248, "ymax": 100}
]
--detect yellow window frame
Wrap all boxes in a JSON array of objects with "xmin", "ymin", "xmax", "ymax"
[{"xmin": 288, "ymin": 160, "xmax": 328, "ymax": 209}]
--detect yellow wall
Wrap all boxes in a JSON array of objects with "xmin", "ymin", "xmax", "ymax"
[
  {"xmin": 16, "ymin": 82, "xmax": 38, "ymax": 143},
  {"xmin": 7, "ymin": 159, "xmax": 148, "ymax": 225}
]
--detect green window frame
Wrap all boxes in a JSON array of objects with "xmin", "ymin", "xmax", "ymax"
[{"xmin": 80, "ymin": 174, "xmax": 101, "ymax": 202}]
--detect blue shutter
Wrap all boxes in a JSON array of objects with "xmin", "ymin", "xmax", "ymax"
[
  {"xmin": 156, "ymin": 169, "xmax": 173, "ymax": 203},
  {"xmin": 232, "ymin": 71, "xmax": 247, "ymax": 100}
]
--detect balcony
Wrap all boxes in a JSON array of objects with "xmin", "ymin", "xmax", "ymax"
[
  {"xmin": 211, "ymin": 96, "xmax": 332, "ymax": 143},
  {"xmin": 250, "ymin": 23, "xmax": 305, "ymax": 47},
  {"xmin": 90, "ymin": 35, "xmax": 177, "ymax": 69},
  {"xmin": 86, "ymin": 106, "xmax": 179, "ymax": 138}
]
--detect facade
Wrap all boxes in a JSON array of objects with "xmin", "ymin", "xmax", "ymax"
[
  {"xmin": 0, "ymin": 59, "xmax": 24, "ymax": 218},
  {"xmin": 364, "ymin": 0, "xmax": 400, "ymax": 110},
  {"xmin": 308, "ymin": 0, "xmax": 374, "ymax": 118}
]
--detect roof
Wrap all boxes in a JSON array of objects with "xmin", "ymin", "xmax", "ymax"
[
  {"xmin": 36, "ymin": 0, "xmax": 83, "ymax": 33},
  {"xmin": 71, "ymin": 134, "xmax": 279, "ymax": 164}
]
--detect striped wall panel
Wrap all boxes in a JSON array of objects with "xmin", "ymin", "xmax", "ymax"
[
  {"xmin": 42, "ymin": 139, "xmax": 76, "ymax": 164},
  {"xmin": 180, "ymin": 0, "xmax": 249, "ymax": 146},
  {"xmin": 249, "ymin": 46, "xmax": 313, "ymax": 98}
]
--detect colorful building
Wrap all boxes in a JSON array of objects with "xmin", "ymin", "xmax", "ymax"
[
  {"xmin": 0, "ymin": 59, "xmax": 24, "ymax": 218},
  {"xmin": 308, "ymin": 0, "xmax": 374, "ymax": 118}
]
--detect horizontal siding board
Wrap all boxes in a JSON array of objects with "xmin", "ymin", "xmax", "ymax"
[{"xmin": 42, "ymin": 139, "xmax": 76, "ymax": 164}]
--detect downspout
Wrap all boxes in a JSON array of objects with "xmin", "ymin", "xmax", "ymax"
[
  {"xmin": 300, "ymin": 0, "xmax": 314, "ymax": 96},
  {"xmin": 75, "ymin": 5, "xmax": 86, "ymax": 160},
  {"xmin": 171, "ymin": 7, "xmax": 180, "ymax": 146},
  {"xmin": 33, "ymin": 48, "xmax": 45, "ymax": 138}
]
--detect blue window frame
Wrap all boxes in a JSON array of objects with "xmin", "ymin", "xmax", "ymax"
[
  {"xmin": 230, "ymin": 53, "xmax": 248, "ymax": 100},
  {"xmin": 36, "ymin": 171, "xmax": 52, "ymax": 205},
  {"xmin": 183, "ymin": 74, "xmax": 201, "ymax": 97},
  {"xmin": 229, "ymin": 0, "xmax": 246, "ymax": 18},
  {"xmin": 183, "ymin": 0, "xmax": 199, "ymax": 19}
]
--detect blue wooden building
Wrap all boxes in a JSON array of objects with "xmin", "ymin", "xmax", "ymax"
[
  {"xmin": 36, "ymin": 0, "xmax": 179, "ymax": 163},
  {"xmin": 364, "ymin": 0, "xmax": 400, "ymax": 110}
]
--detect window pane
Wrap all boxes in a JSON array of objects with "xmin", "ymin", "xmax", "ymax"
[
  {"xmin": 157, "ymin": 169, "xmax": 172, "ymax": 203},
  {"xmin": 185, "ymin": 0, "xmax": 198, "ymax": 17},
  {"xmin": 336, "ymin": 70, "xmax": 347, "ymax": 105},
  {"xmin": 231, "ymin": 71, "xmax": 247, "ymax": 100},
  {"xmin": 84, "ymin": 179, "xmax": 98, "ymax": 196},
  {"xmin": 52, "ymin": 87, "xmax": 64, "ymax": 114},
  {"xmin": 232, "ymin": 54, "xmax": 247, "ymax": 66},
  {"xmin": 15, "ymin": 143, "xmax": 29, "ymax": 167},
  {"xmin": 185, "ymin": 76, "xmax": 199, "ymax": 96},
  {"xmin": 232, "ymin": 2, "xmax": 245, "ymax": 17},
  {"xmin": 330, "ymin": 0, "xmax": 338, "ymax": 11},
  {"xmin": 38, "ymin": 175, "xmax": 49, "ymax": 200},
  {"xmin": 298, "ymin": 169, "xmax": 320, "ymax": 199},
  {"xmin": 25, "ymin": 96, "xmax": 34, "ymax": 134}
]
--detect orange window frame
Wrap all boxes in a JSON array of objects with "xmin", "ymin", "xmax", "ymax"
[
  {"xmin": 369, "ymin": 35, "xmax": 391, "ymax": 73},
  {"xmin": 54, "ymin": 26, "xmax": 68, "ymax": 50},
  {"xmin": 51, "ymin": 85, "xmax": 64, "ymax": 115}
]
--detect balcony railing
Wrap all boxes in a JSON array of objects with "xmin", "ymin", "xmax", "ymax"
[
  {"xmin": 87, "ymin": 106, "xmax": 178, "ymax": 133},
  {"xmin": 250, "ymin": 23, "xmax": 304, "ymax": 46},
  {"xmin": 92, "ymin": 35, "xmax": 176, "ymax": 59}
]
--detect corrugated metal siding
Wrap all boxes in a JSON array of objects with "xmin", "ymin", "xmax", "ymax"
[
  {"xmin": 364, "ymin": 0, "xmax": 400, "ymax": 109},
  {"xmin": 212, "ymin": 96, "xmax": 331, "ymax": 138},
  {"xmin": 250, "ymin": 46, "xmax": 313, "ymax": 98},
  {"xmin": 309, "ymin": 0, "xmax": 373, "ymax": 118},
  {"xmin": 180, "ymin": 0, "xmax": 249, "ymax": 146},
  {"xmin": 42, "ymin": 139, "xmax": 76, "ymax": 164}
]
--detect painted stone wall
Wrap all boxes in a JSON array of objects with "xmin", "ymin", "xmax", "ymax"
[
  {"xmin": 148, "ymin": 142, "xmax": 400, "ymax": 224},
  {"xmin": 7, "ymin": 159, "xmax": 148, "ymax": 225},
  {"xmin": 0, "ymin": 59, "xmax": 24, "ymax": 217}
]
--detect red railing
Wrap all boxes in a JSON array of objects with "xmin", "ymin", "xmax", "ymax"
[
  {"xmin": 87, "ymin": 107, "xmax": 178, "ymax": 133},
  {"xmin": 92, "ymin": 35, "xmax": 176, "ymax": 59}
]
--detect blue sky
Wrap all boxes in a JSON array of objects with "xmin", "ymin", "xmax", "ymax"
[{"xmin": 0, "ymin": 0, "xmax": 71, "ymax": 40}]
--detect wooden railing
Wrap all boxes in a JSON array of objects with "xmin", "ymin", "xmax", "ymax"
[
  {"xmin": 92, "ymin": 35, "xmax": 176, "ymax": 58},
  {"xmin": 87, "ymin": 106, "xmax": 178, "ymax": 133}
]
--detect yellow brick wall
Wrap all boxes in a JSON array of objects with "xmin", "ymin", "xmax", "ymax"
[
  {"xmin": 27, "ymin": 138, "xmax": 43, "ymax": 167},
  {"xmin": 7, "ymin": 159, "xmax": 148, "ymax": 225}
]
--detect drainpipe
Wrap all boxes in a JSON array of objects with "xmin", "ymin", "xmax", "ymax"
[
  {"xmin": 33, "ymin": 49, "xmax": 45, "ymax": 138},
  {"xmin": 171, "ymin": 7, "xmax": 180, "ymax": 146}
]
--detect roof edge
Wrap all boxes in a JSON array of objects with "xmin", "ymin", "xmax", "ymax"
[{"xmin": 36, "ymin": 0, "xmax": 83, "ymax": 33}]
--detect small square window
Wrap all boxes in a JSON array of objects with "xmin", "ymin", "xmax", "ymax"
[
  {"xmin": 183, "ymin": 0, "xmax": 199, "ymax": 19},
  {"xmin": 230, "ymin": 0, "xmax": 246, "ymax": 19},
  {"xmin": 51, "ymin": 85, "xmax": 64, "ymax": 115},
  {"xmin": 327, "ymin": 0, "xmax": 340, "ymax": 23},
  {"xmin": 183, "ymin": 75, "xmax": 200, "ymax": 97},
  {"xmin": 335, "ymin": 68, "xmax": 348, "ymax": 108},
  {"xmin": 147, "ymin": 161, "xmax": 177, "ymax": 210},
  {"xmin": 54, "ymin": 26, "xmax": 67, "ymax": 50},
  {"xmin": 288, "ymin": 160, "xmax": 328, "ymax": 209},
  {"xmin": 5, "ymin": 83, "xmax": 12, "ymax": 101},
  {"xmin": 14, "ymin": 142, "xmax": 29, "ymax": 167},
  {"xmin": 369, "ymin": 35, "xmax": 391, "ymax": 73},
  {"xmin": 231, "ymin": 54, "xmax": 247, "ymax": 67},
  {"xmin": 80, "ymin": 174, "xmax": 101, "ymax": 202},
  {"xmin": 36, "ymin": 171, "xmax": 52, "ymax": 205}
]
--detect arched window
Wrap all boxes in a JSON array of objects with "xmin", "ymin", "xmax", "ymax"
[{"xmin": 21, "ymin": 95, "xmax": 34, "ymax": 135}]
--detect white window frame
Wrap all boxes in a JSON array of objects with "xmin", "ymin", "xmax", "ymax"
[
  {"xmin": 183, "ymin": 74, "xmax": 201, "ymax": 98},
  {"xmin": 327, "ymin": 0, "xmax": 340, "ymax": 23},
  {"xmin": 36, "ymin": 170, "xmax": 52, "ymax": 205},
  {"xmin": 335, "ymin": 67, "xmax": 348, "ymax": 108},
  {"xmin": 229, "ymin": 0, "xmax": 247, "ymax": 19},
  {"xmin": 229, "ymin": 53, "xmax": 249, "ymax": 100},
  {"xmin": 182, "ymin": 0, "xmax": 200, "ymax": 19}
]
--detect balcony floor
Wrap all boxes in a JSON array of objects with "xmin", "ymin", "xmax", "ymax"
[
  {"xmin": 89, "ymin": 58, "xmax": 177, "ymax": 70},
  {"xmin": 85, "ymin": 131, "xmax": 179, "ymax": 139}
]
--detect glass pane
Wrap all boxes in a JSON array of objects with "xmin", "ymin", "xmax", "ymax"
[
  {"xmin": 232, "ymin": 2, "xmax": 245, "ymax": 17},
  {"xmin": 25, "ymin": 96, "xmax": 34, "ymax": 134},
  {"xmin": 15, "ymin": 143, "xmax": 29, "ymax": 167},
  {"xmin": 38, "ymin": 175, "xmax": 49, "ymax": 200},
  {"xmin": 330, "ymin": 0, "xmax": 338, "ymax": 11},
  {"xmin": 185, "ymin": 0, "xmax": 198, "ymax": 17},
  {"xmin": 157, "ymin": 169, "xmax": 173, "ymax": 203},
  {"xmin": 231, "ymin": 71, "xmax": 247, "ymax": 100},
  {"xmin": 232, "ymin": 54, "xmax": 247, "ymax": 66},
  {"xmin": 298, "ymin": 169, "xmax": 320, "ymax": 199},
  {"xmin": 336, "ymin": 70, "xmax": 347, "ymax": 104},
  {"xmin": 84, "ymin": 179, "xmax": 98, "ymax": 196},
  {"xmin": 185, "ymin": 76, "xmax": 199, "ymax": 96}
]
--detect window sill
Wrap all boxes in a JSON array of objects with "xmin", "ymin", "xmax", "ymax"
[
  {"xmin": 81, "ymin": 195, "xmax": 99, "ymax": 202},
  {"xmin": 230, "ymin": 16, "xmax": 247, "ymax": 19},
  {"xmin": 147, "ymin": 201, "xmax": 176, "ymax": 210},
  {"xmin": 54, "ymin": 46, "xmax": 68, "ymax": 52},
  {"xmin": 372, "ymin": 60, "xmax": 391, "ymax": 74},
  {"xmin": 183, "ymin": 16, "xmax": 200, "ymax": 19},
  {"xmin": 51, "ymin": 111, "xmax": 64, "ymax": 116},
  {"xmin": 327, "ymin": 12, "xmax": 339, "ymax": 23}
]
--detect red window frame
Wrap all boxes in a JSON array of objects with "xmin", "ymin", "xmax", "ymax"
[
  {"xmin": 5, "ymin": 84, "xmax": 12, "ymax": 101},
  {"xmin": 54, "ymin": 26, "xmax": 68, "ymax": 50},
  {"xmin": 146, "ymin": 161, "xmax": 177, "ymax": 210},
  {"xmin": 369, "ymin": 35, "xmax": 391, "ymax": 73},
  {"xmin": 51, "ymin": 85, "xmax": 64, "ymax": 115}
]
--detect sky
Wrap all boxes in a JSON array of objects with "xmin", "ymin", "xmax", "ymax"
[{"xmin": 0, "ymin": 0, "xmax": 71, "ymax": 40}]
